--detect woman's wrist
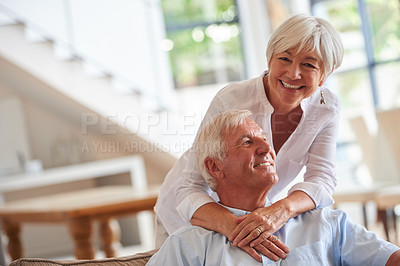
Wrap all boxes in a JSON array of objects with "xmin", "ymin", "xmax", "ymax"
[
  {"xmin": 277, "ymin": 191, "xmax": 316, "ymax": 218},
  {"xmin": 191, "ymin": 202, "xmax": 237, "ymax": 237},
  {"xmin": 221, "ymin": 214, "xmax": 239, "ymax": 237},
  {"xmin": 275, "ymin": 197, "xmax": 296, "ymax": 219}
]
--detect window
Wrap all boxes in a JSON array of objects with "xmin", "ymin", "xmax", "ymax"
[
  {"xmin": 311, "ymin": 0, "xmax": 400, "ymax": 186},
  {"xmin": 312, "ymin": 0, "xmax": 400, "ymax": 112},
  {"xmin": 161, "ymin": 0, "xmax": 245, "ymax": 89}
]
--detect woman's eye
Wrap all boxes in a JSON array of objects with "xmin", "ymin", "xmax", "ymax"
[
  {"xmin": 304, "ymin": 63, "xmax": 316, "ymax": 69},
  {"xmin": 279, "ymin": 57, "xmax": 290, "ymax": 61}
]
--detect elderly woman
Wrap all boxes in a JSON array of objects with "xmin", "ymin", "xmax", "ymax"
[{"xmin": 154, "ymin": 13, "xmax": 344, "ymax": 262}]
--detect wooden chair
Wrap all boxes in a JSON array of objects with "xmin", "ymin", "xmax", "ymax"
[
  {"xmin": 333, "ymin": 115, "xmax": 391, "ymax": 229},
  {"xmin": 334, "ymin": 112, "xmax": 400, "ymax": 242},
  {"xmin": 375, "ymin": 107, "xmax": 400, "ymax": 243},
  {"xmin": 376, "ymin": 107, "xmax": 400, "ymax": 178}
]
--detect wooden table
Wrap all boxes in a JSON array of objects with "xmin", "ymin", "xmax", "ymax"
[
  {"xmin": 0, "ymin": 185, "xmax": 159, "ymax": 260},
  {"xmin": 333, "ymin": 184, "xmax": 400, "ymax": 242}
]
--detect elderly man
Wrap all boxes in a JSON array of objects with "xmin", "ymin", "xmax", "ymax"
[{"xmin": 147, "ymin": 110, "xmax": 400, "ymax": 265}]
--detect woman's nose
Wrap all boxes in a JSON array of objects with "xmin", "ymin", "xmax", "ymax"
[{"xmin": 287, "ymin": 63, "xmax": 301, "ymax": 79}]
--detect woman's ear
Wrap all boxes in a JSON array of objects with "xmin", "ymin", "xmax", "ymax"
[
  {"xmin": 318, "ymin": 74, "xmax": 327, "ymax": 87},
  {"xmin": 204, "ymin": 157, "xmax": 224, "ymax": 179},
  {"xmin": 319, "ymin": 68, "xmax": 333, "ymax": 86}
]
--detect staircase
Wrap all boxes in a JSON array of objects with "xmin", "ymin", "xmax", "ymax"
[
  {"xmin": 0, "ymin": 2, "xmax": 181, "ymax": 259},
  {"xmin": 0, "ymin": 1, "xmax": 193, "ymax": 160}
]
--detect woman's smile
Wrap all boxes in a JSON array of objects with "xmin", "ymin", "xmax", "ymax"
[
  {"xmin": 265, "ymin": 47, "xmax": 326, "ymax": 113},
  {"xmin": 280, "ymin": 80, "xmax": 304, "ymax": 90}
]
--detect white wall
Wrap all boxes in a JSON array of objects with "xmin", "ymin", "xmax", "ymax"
[
  {"xmin": 237, "ymin": 0, "xmax": 271, "ymax": 79},
  {"xmin": 0, "ymin": 93, "xmax": 31, "ymax": 175},
  {"xmin": 0, "ymin": 52, "xmax": 176, "ymax": 182},
  {"xmin": 0, "ymin": 0, "xmax": 174, "ymax": 110}
]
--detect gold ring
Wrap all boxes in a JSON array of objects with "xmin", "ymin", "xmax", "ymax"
[{"xmin": 256, "ymin": 227, "xmax": 262, "ymax": 235}]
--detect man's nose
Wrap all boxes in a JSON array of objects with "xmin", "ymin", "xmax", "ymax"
[{"xmin": 257, "ymin": 139, "xmax": 272, "ymax": 155}]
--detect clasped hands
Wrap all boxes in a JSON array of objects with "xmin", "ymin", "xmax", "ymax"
[{"xmin": 228, "ymin": 207, "xmax": 290, "ymax": 262}]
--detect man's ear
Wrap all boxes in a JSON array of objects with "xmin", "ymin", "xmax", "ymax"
[{"xmin": 204, "ymin": 157, "xmax": 224, "ymax": 179}]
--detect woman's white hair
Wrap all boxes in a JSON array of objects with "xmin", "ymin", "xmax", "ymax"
[
  {"xmin": 195, "ymin": 109, "xmax": 252, "ymax": 191},
  {"xmin": 266, "ymin": 13, "xmax": 344, "ymax": 80}
]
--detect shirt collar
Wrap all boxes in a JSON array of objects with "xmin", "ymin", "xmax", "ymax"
[{"xmin": 219, "ymin": 199, "xmax": 273, "ymax": 217}]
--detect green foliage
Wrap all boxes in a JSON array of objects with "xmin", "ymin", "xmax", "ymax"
[
  {"xmin": 314, "ymin": 0, "xmax": 400, "ymax": 110},
  {"xmin": 161, "ymin": 0, "xmax": 243, "ymax": 88},
  {"xmin": 366, "ymin": 0, "xmax": 400, "ymax": 60},
  {"xmin": 162, "ymin": 0, "xmax": 237, "ymax": 26}
]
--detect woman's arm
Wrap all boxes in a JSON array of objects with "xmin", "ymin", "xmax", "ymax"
[
  {"xmin": 387, "ymin": 250, "xmax": 400, "ymax": 266},
  {"xmin": 191, "ymin": 202, "xmax": 237, "ymax": 237},
  {"xmin": 230, "ymin": 191, "xmax": 316, "ymax": 248},
  {"xmin": 191, "ymin": 202, "xmax": 289, "ymax": 262},
  {"xmin": 171, "ymin": 97, "xmax": 226, "ymax": 228}
]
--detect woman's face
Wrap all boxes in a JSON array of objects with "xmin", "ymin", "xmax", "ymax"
[{"xmin": 266, "ymin": 47, "xmax": 326, "ymax": 113}]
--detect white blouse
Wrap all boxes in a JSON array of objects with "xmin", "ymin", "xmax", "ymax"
[{"xmin": 155, "ymin": 73, "xmax": 341, "ymax": 234}]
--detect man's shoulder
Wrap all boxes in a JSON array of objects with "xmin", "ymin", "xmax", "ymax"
[
  {"xmin": 301, "ymin": 207, "xmax": 345, "ymax": 220},
  {"xmin": 163, "ymin": 225, "xmax": 261, "ymax": 266},
  {"xmin": 172, "ymin": 225, "xmax": 214, "ymax": 235},
  {"xmin": 289, "ymin": 208, "xmax": 346, "ymax": 230},
  {"xmin": 170, "ymin": 225, "xmax": 223, "ymax": 242}
]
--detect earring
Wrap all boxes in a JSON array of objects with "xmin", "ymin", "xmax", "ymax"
[{"xmin": 320, "ymin": 88, "xmax": 326, "ymax": 104}]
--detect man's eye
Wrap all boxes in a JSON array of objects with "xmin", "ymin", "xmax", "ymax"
[{"xmin": 243, "ymin": 140, "xmax": 251, "ymax": 145}]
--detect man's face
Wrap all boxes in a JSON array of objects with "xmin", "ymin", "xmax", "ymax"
[{"xmin": 219, "ymin": 118, "xmax": 278, "ymax": 192}]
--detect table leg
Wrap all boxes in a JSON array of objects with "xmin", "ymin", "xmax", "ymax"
[
  {"xmin": 362, "ymin": 203, "xmax": 368, "ymax": 229},
  {"xmin": 99, "ymin": 218, "xmax": 121, "ymax": 258},
  {"xmin": 393, "ymin": 208, "xmax": 398, "ymax": 243},
  {"xmin": 2, "ymin": 219, "xmax": 23, "ymax": 260},
  {"xmin": 68, "ymin": 217, "xmax": 95, "ymax": 259},
  {"xmin": 378, "ymin": 208, "xmax": 390, "ymax": 241}
]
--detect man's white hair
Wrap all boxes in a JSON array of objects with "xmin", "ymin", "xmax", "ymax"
[
  {"xmin": 266, "ymin": 13, "xmax": 344, "ymax": 80},
  {"xmin": 195, "ymin": 109, "xmax": 252, "ymax": 191}
]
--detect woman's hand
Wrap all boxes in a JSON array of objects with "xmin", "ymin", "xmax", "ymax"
[
  {"xmin": 254, "ymin": 235, "xmax": 289, "ymax": 261},
  {"xmin": 229, "ymin": 191, "xmax": 316, "ymax": 260},
  {"xmin": 238, "ymin": 235, "xmax": 288, "ymax": 262},
  {"xmin": 229, "ymin": 204, "xmax": 290, "ymax": 259},
  {"xmin": 191, "ymin": 203, "xmax": 288, "ymax": 261},
  {"xmin": 192, "ymin": 192, "xmax": 315, "ymax": 261}
]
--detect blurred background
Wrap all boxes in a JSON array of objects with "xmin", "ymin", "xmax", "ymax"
[{"xmin": 0, "ymin": 0, "xmax": 399, "ymax": 263}]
